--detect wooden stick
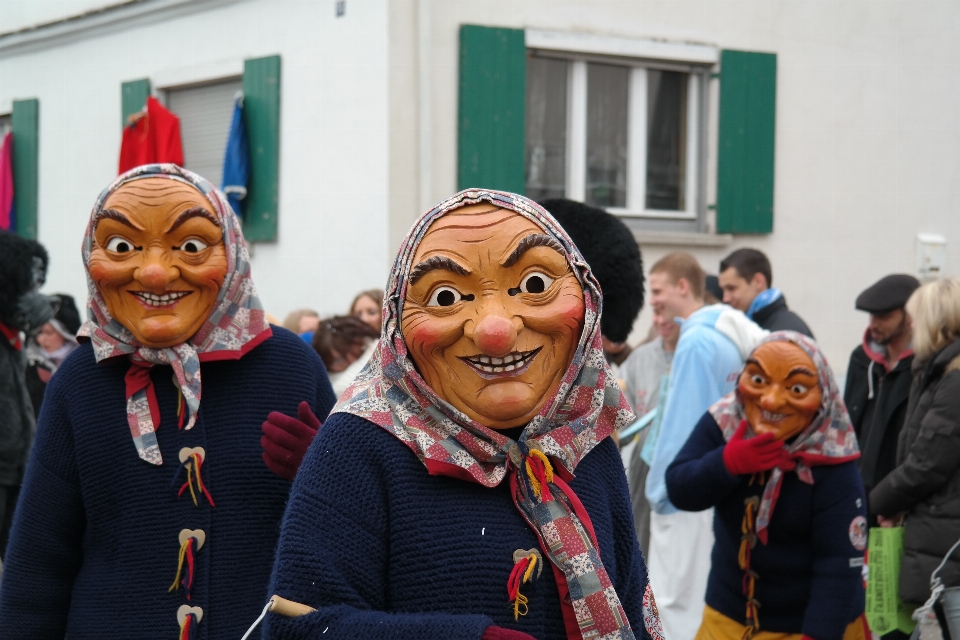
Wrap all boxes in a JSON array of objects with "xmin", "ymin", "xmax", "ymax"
[{"xmin": 268, "ymin": 595, "xmax": 317, "ymax": 617}]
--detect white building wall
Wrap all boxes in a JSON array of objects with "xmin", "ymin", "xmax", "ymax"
[
  {"xmin": 0, "ymin": 0, "xmax": 390, "ymax": 322},
  {"xmin": 390, "ymin": 0, "xmax": 960, "ymax": 376}
]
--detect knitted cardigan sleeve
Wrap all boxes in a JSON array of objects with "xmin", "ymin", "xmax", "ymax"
[
  {"xmin": 312, "ymin": 349, "xmax": 337, "ymax": 423},
  {"xmin": 665, "ymin": 411, "xmax": 742, "ymax": 512},
  {"xmin": 0, "ymin": 362, "xmax": 84, "ymax": 640},
  {"xmin": 263, "ymin": 413, "xmax": 494, "ymax": 640}
]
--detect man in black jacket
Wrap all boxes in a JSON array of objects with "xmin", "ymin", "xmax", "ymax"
[
  {"xmin": 844, "ymin": 274, "xmax": 919, "ymax": 525},
  {"xmin": 718, "ymin": 248, "xmax": 813, "ymax": 336}
]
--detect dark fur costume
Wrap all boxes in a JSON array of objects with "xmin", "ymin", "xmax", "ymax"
[
  {"xmin": 0, "ymin": 233, "xmax": 48, "ymax": 328},
  {"xmin": 0, "ymin": 232, "xmax": 49, "ymax": 556},
  {"xmin": 539, "ymin": 199, "xmax": 644, "ymax": 343}
]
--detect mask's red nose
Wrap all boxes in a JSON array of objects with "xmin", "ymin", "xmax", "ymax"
[{"xmin": 473, "ymin": 315, "xmax": 517, "ymax": 358}]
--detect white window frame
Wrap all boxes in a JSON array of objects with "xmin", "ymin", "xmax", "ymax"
[{"xmin": 526, "ymin": 29, "xmax": 717, "ymax": 221}]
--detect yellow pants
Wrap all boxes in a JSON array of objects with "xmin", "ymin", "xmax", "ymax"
[{"xmin": 694, "ymin": 605, "xmax": 868, "ymax": 640}]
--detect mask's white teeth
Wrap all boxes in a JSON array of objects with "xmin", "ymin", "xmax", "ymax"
[
  {"xmin": 482, "ymin": 365, "xmax": 494, "ymax": 373},
  {"xmin": 480, "ymin": 356, "xmax": 490, "ymax": 364},
  {"xmin": 491, "ymin": 357, "xmax": 504, "ymax": 366},
  {"xmin": 504, "ymin": 363, "xmax": 515, "ymax": 371},
  {"xmin": 504, "ymin": 354, "xmax": 515, "ymax": 364}
]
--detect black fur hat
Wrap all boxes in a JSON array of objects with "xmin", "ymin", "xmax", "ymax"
[
  {"xmin": 0, "ymin": 232, "xmax": 49, "ymax": 323},
  {"xmin": 539, "ymin": 199, "xmax": 644, "ymax": 344}
]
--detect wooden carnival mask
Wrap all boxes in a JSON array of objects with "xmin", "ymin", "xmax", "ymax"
[
  {"xmin": 88, "ymin": 177, "xmax": 228, "ymax": 348},
  {"xmin": 738, "ymin": 341, "xmax": 822, "ymax": 441},
  {"xmin": 400, "ymin": 203, "xmax": 585, "ymax": 429}
]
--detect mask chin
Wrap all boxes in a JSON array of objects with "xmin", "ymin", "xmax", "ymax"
[{"xmin": 11, "ymin": 292, "xmax": 58, "ymax": 336}]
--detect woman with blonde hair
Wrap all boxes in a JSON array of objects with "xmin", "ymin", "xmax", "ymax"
[
  {"xmin": 871, "ymin": 277, "xmax": 960, "ymax": 616},
  {"xmin": 282, "ymin": 308, "xmax": 320, "ymax": 335}
]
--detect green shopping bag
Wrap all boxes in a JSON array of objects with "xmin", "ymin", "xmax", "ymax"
[{"xmin": 865, "ymin": 527, "xmax": 917, "ymax": 635}]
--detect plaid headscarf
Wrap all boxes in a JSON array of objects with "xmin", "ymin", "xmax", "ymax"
[
  {"xmin": 333, "ymin": 189, "xmax": 663, "ymax": 640},
  {"xmin": 78, "ymin": 164, "xmax": 271, "ymax": 466},
  {"xmin": 708, "ymin": 331, "xmax": 860, "ymax": 543}
]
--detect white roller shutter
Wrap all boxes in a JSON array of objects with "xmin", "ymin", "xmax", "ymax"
[{"xmin": 165, "ymin": 78, "xmax": 242, "ymax": 188}]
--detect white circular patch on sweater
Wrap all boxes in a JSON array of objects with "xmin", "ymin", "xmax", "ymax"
[{"xmin": 849, "ymin": 515, "xmax": 868, "ymax": 551}]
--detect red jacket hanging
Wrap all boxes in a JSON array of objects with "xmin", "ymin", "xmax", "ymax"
[{"xmin": 118, "ymin": 97, "xmax": 184, "ymax": 174}]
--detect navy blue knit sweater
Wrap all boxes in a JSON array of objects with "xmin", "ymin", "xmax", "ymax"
[
  {"xmin": 665, "ymin": 412, "xmax": 866, "ymax": 640},
  {"xmin": 264, "ymin": 412, "xmax": 652, "ymax": 640},
  {"xmin": 0, "ymin": 327, "xmax": 335, "ymax": 640}
]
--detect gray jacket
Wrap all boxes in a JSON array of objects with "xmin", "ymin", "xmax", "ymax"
[{"xmin": 870, "ymin": 337, "xmax": 960, "ymax": 604}]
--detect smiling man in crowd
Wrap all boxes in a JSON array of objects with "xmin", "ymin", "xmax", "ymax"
[{"xmin": 643, "ymin": 252, "xmax": 766, "ymax": 639}]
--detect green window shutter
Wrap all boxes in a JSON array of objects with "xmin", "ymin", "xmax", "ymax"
[
  {"xmin": 242, "ymin": 55, "xmax": 281, "ymax": 242},
  {"xmin": 457, "ymin": 25, "xmax": 526, "ymax": 193},
  {"xmin": 716, "ymin": 50, "xmax": 776, "ymax": 234},
  {"xmin": 121, "ymin": 79, "xmax": 151, "ymax": 128},
  {"xmin": 11, "ymin": 99, "xmax": 39, "ymax": 239}
]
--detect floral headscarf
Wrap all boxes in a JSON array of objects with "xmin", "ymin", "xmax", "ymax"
[
  {"xmin": 333, "ymin": 189, "xmax": 663, "ymax": 640},
  {"xmin": 709, "ymin": 331, "xmax": 860, "ymax": 542},
  {"xmin": 78, "ymin": 164, "xmax": 271, "ymax": 466}
]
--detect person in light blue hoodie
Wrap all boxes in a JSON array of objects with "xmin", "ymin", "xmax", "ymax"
[{"xmin": 642, "ymin": 252, "xmax": 766, "ymax": 640}]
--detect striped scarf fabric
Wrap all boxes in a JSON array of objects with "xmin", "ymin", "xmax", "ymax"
[
  {"xmin": 709, "ymin": 331, "xmax": 860, "ymax": 543},
  {"xmin": 333, "ymin": 189, "xmax": 664, "ymax": 640},
  {"xmin": 77, "ymin": 164, "xmax": 271, "ymax": 465}
]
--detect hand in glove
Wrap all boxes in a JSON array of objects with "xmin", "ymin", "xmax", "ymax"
[
  {"xmin": 261, "ymin": 401, "xmax": 321, "ymax": 481},
  {"xmin": 722, "ymin": 420, "xmax": 789, "ymax": 476}
]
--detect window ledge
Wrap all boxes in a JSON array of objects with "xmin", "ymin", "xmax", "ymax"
[{"xmin": 632, "ymin": 230, "xmax": 734, "ymax": 247}]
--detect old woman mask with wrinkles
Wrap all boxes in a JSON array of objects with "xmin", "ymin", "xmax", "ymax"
[
  {"xmin": 87, "ymin": 177, "xmax": 228, "ymax": 348},
  {"xmin": 400, "ymin": 202, "xmax": 586, "ymax": 429}
]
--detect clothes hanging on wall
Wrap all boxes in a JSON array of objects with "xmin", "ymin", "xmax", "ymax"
[
  {"xmin": 0, "ymin": 132, "xmax": 14, "ymax": 231},
  {"xmin": 118, "ymin": 97, "xmax": 185, "ymax": 174},
  {"xmin": 221, "ymin": 93, "xmax": 249, "ymax": 217}
]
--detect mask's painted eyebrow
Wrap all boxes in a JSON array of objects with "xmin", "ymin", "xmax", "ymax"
[
  {"xmin": 788, "ymin": 366, "xmax": 816, "ymax": 377},
  {"xmin": 166, "ymin": 207, "xmax": 221, "ymax": 234},
  {"xmin": 501, "ymin": 233, "xmax": 565, "ymax": 268},
  {"xmin": 745, "ymin": 357, "xmax": 766, "ymax": 374},
  {"xmin": 93, "ymin": 208, "xmax": 138, "ymax": 231},
  {"xmin": 408, "ymin": 255, "xmax": 471, "ymax": 285}
]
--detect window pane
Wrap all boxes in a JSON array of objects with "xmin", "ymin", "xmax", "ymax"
[
  {"xmin": 525, "ymin": 57, "xmax": 568, "ymax": 201},
  {"xmin": 646, "ymin": 70, "xmax": 688, "ymax": 211},
  {"xmin": 166, "ymin": 78, "xmax": 242, "ymax": 188},
  {"xmin": 585, "ymin": 63, "xmax": 628, "ymax": 209}
]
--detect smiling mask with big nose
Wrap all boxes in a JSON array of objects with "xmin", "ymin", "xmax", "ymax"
[
  {"xmin": 87, "ymin": 178, "xmax": 228, "ymax": 349},
  {"xmin": 400, "ymin": 204, "xmax": 586, "ymax": 429},
  {"xmin": 738, "ymin": 341, "xmax": 823, "ymax": 441}
]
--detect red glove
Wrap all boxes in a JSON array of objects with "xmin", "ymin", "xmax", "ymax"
[
  {"xmin": 482, "ymin": 626, "xmax": 537, "ymax": 640},
  {"xmin": 723, "ymin": 420, "xmax": 789, "ymax": 476},
  {"xmin": 261, "ymin": 401, "xmax": 322, "ymax": 480}
]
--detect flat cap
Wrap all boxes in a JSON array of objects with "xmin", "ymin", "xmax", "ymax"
[{"xmin": 855, "ymin": 274, "xmax": 921, "ymax": 314}]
